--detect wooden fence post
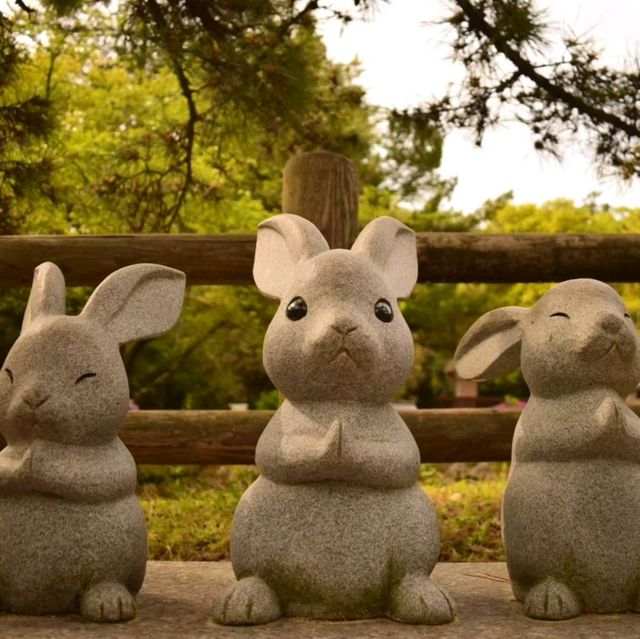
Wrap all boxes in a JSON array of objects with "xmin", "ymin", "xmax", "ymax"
[{"xmin": 282, "ymin": 151, "xmax": 360, "ymax": 249}]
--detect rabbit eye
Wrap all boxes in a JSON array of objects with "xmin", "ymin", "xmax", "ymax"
[
  {"xmin": 625, "ymin": 313, "xmax": 632, "ymax": 319},
  {"xmin": 550, "ymin": 312, "xmax": 570, "ymax": 319},
  {"xmin": 286, "ymin": 297, "xmax": 307, "ymax": 321},
  {"xmin": 4, "ymin": 368, "xmax": 13, "ymax": 383},
  {"xmin": 75, "ymin": 372, "xmax": 97, "ymax": 384},
  {"xmin": 374, "ymin": 299, "xmax": 394, "ymax": 323}
]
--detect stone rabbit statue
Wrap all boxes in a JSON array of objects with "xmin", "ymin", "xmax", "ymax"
[
  {"xmin": 214, "ymin": 214, "xmax": 454, "ymax": 626},
  {"xmin": 454, "ymin": 278, "xmax": 640, "ymax": 619},
  {"xmin": 0, "ymin": 261, "xmax": 185, "ymax": 622}
]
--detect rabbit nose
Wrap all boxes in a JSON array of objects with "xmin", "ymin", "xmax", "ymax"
[
  {"xmin": 331, "ymin": 321, "xmax": 357, "ymax": 336},
  {"xmin": 598, "ymin": 313, "xmax": 624, "ymax": 335},
  {"xmin": 22, "ymin": 388, "xmax": 50, "ymax": 410}
]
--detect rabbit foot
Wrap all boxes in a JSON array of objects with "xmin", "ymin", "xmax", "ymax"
[
  {"xmin": 80, "ymin": 582, "xmax": 136, "ymax": 623},
  {"xmin": 213, "ymin": 576, "xmax": 281, "ymax": 625},
  {"xmin": 387, "ymin": 573, "xmax": 455, "ymax": 625},
  {"xmin": 524, "ymin": 578, "xmax": 581, "ymax": 620}
]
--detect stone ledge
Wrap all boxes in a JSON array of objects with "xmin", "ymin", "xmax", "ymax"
[{"xmin": 2, "ymin": 561, "xmax": 640, "ymax": 638}]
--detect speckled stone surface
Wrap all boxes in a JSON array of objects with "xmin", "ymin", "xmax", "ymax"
[
  {"xmin": 0, "ymin": 262, "xmax": 185, "ymax": 622},
  {"xmin": 4, "ymin": 562, "xmax": 640, "ymax": 638},
  {"xmin": 213, "ymin": 214, "xmax": 454, "ymax": 625},
  {"xmin": 455, "ymin": 278, "xmax": 640, "ymax": 619}
]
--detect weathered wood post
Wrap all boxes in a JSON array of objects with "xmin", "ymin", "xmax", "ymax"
[{"xmin": 282, "ymin": 150, "xmax": 360, "ymax": 248}]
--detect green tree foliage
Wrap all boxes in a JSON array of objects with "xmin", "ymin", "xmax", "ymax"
[
  {"xmin": 7, "ymin": 5, "xmax": 377, "ymax": 234},
  {"xmin": 394, "ymin": 0, "xmax": 640, "ymax": 180},
  {"xmin": 2, "ymin": 1, "xmax": 447, "ymax": 223},
  {"xmin": 0, "ymin": 11, "xmax": 56, "ymax": 232}
]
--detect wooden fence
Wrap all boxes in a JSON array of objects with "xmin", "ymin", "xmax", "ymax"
[
  {"xmin": 2, "ymin": 231, "xmax": 640, "ymax": 286},
  {"xmin": 3, "ymin": 151, "xmax": 640, "ymax": 464}
]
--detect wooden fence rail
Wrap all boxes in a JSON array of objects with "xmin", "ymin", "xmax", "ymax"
[
  {"xmin": 3, "ymin": 404, "xmax": 619, "ymax": 465},
  {"xmin": 106, "ymin": 408, "xmax": 519, "ymax": 464},
  {"xmin": 1, "ymin": 232, "xmax": 640, "ymax": 286}
]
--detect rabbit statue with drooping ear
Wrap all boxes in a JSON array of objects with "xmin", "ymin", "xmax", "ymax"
[
  {"xmin": 455, "ymin": 278, "xmax": 640, "ymax": 619},
  {"xmin": 213, "ymin": 214, "xmax": 455, "ymax": 626},
  {"xmin": 0, "ymin": 261, "xmax": 185, "ymax": 622}
]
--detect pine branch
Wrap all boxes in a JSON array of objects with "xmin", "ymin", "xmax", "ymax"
[
  {"xmin": 454, "ymin": 0, "xmax": 640, "ymax": 139},
  {"xmin": 14, "ymin": 0, "xmax": 35, "ymax": 14}
]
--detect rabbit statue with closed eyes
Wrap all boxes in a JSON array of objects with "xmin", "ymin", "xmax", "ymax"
[
  {"xmin": 0, "ymin": 261, "xmax": 185, "ymax": 622},
  {"xmin": 454, "ymin": 279, "xmax": 640, "ymax": 620},
  {"xmin": 213, "ymin": 214, "xmax": 455, "ymax": 626}
]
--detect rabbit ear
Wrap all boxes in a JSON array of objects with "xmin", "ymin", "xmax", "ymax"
[
  {"xmin": 351, "ymin": 216, "xmax": 417, "ymax": 299},
  {"xmin": 253, "ymin": 214, "xmax": 329, "ymax": 299},
  {"xmin": 80, "ymin": 264, "xmax": 186, "ymax": 345},
  {"xmin": 22, "ymin": 262, "xmax": 66, "ymax": 333},
  {"xmin": 454, "ymin": 306, "xmax": 529, "ymax": 380}
]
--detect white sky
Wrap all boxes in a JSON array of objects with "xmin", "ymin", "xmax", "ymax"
[{"xmin": 319, "ymin": 0, "xmax": 640, "ymax": 213}]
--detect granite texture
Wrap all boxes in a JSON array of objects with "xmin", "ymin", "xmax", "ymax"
[
  {"xmin": 213, "ymin": 214, "xmax": 454, "ymax": 626},
  {"xmin": 0, "ymin": 262, "xmax": 185, "ymax": 622},
  {"xmin": 455, "ymin": 278, "xmax": 640, "ymax": 619},
  {"xmin": 4, "ymin": 562, "xmax": 640, "ymax": 638}
]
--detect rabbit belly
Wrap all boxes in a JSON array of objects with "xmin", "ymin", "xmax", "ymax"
[
  {"xmin": 0, "ymin": 494, "xmax": 147, "ymax": 614},
  {"xmin": 230, "ymin": 476, "xmax": 440, "ymax": 619},
  {"xmin": 504, "ymin": 460, "xmax": 640, "ymax": 612}
]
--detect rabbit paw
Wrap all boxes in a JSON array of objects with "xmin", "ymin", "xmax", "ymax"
[
  {"xmin": 80, "ymin": 582, "xmax": 136, "ymax": 623},
  {"xmin": 388, "ymin": 574, "xmax": 455, "ymax": 625},
  {"xmin": 594, "ymin": 396, "xmax": 640, "ymax": 441},
  {"xmin": 595, "ymin": 397, "xmax": 624, "ymax": 431},
  {"xmin": 523, "ymin": 578, "xmax": 581, "ymax": 620},
  {"xmin": 0, "ymin": 446, "xmax": 34, "ymax": 491},
  {"xmin": 320, "ymin": 419, "xmax": 343, "ymax": 460},
  {"xmin": 213, "ymin": 576, "xmax": 281, "ymax": 626}
]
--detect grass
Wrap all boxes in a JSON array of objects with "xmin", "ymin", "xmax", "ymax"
[
  {"xmin": 138, "ymin": 465, "xmax": 258, "ymax": 561},
  {"xmin": 421, "ymin": 464, "xmax": 507, "ymax": 562},
  {"xmin": 137, "ymin": 463, "xmax": 507, "ymax": 562}
]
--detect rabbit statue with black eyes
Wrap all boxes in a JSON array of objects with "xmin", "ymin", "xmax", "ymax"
[
  {"xmin": 0, "ymin": 261, "xmax": 185, "ymax": 622},
  {"xmin": 213, "ymin": 214, "xmax": 455, "ymax": 626},
  {"xmin": 454, "ymin": 278, "xmax": 640, "ymax": 620}
]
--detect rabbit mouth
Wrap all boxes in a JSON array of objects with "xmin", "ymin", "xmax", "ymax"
[
  {"xmin": 588, "ymin": 340, "xmax": 620, "ymax": 362},
  {"xmin": 602, "ymin": 338, "xmax": 631, "ymax": 360},
  {"xmin": 580, "ymin": 337, "xmax": 623, "ymax": 359},
  {"xmin": 331, "ymin": 346, "xmax": 361, "ymax": 368}
]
